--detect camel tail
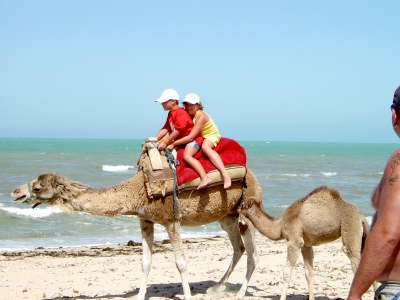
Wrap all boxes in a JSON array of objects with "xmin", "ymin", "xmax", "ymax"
[{"xmin": 361, "ymin": 215, "xmax": 371, "ymax": 252}]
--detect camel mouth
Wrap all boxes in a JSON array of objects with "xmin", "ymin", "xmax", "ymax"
[{"xmin": 14, "ymin": 195, "xmax": 27, "ymax": 203}]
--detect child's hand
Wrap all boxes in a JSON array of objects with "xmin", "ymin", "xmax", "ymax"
[
  {"xmin": 167, "ymin": 144, "xmax": 174, "ymax": 151},
  {"xmin": 157, "ymin": 141, "xmax": 166, "ymax": 150}
]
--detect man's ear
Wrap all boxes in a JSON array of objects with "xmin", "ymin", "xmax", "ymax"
[
  {"xmin": 392, "ymin": 109, "xmax": 400, "ymax": 138},
  {"xmin": 392, "ymin": 109, "xmax": 399, "ymax": 128}
]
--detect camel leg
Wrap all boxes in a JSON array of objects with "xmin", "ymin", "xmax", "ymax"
[
  {"xmin": 165, "ymin": 220, "xmax": 192, "ymax": 300},
  {"xmin": 236, "ymin": 214, "xmax": 259, "ymax": 299},
  {"xmin": 137, "ymin": 219, "xmax": 154, "ymax": 300},
  {"xmin": 341, "ymin": 218, "xmax": 379, "ymax": 291},
  {"xmin": 280, "ymin": 241, "xmax": 302, "ymax": 300},
  {"xmin": 209, "ymin": 214, "xmax": 258, "ymax": 299},
  {"xmin": 301, "ymin": 246, "xmax": 315, "ymax": 300},
  {"xmin": 210, "ymin": 215, "xmax": 245, "ymax": 293},
  {"xmin": 341, "ymin": 221, "xmax": 362, "ymax": 274}
]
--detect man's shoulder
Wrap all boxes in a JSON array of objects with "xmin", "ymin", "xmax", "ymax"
[
  {"xmin": 391, "ymin": 148, "xmax": 400, "ymax": 157},
  {"xmin": 386, "ymin": 149, "xmax": 400, "ymax": 167},
  {"xmin": 381, "ymin": 149, "xmax": 400, "ymax": 188}
]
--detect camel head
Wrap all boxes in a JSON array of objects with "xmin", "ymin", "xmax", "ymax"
[{"xmin": 11, "ymin": 172, "xmax": 89, "ymax": 210}]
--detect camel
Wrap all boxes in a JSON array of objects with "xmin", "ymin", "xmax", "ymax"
[
  {"xmin": 11, "ymin": 168, "xmax": 264, "ymax": 300},
  {"xmin": 239, "ymin": 185, "xmax": 375, "ymax": 300}
]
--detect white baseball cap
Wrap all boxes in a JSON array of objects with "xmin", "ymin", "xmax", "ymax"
[
  {"xmin": 183, "ymin": 93, "xmax": 200, "ymax": 104},
  {"xmin": 155, "ymin": 89, "xmax": 179, "ymax": 102}
]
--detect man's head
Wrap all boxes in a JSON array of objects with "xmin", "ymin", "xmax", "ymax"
[
  {"xmin": 391, "ymin": 86, "xmax": 400, "ymax": 111},
  {"xmin": 391, "ymin": 86, "xmax": 400, "ymax": 138}
]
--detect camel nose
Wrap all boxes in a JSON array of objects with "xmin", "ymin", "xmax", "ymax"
[{"xmin": 13, "ymin": 188, "xmax": 20, "ymax": 194}]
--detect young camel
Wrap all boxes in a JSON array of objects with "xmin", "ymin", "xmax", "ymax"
[
  {"xmin": 12, "ymin": 168, "xmax": 263, "ymax": 300},
  {"xmin": 240, "ymin": 185, "xmax": 374, "ymax": 300}
]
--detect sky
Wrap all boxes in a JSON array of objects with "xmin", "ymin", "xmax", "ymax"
[{"xmin": 1, "ymin": 1, "xmax": 400, "ymax": 143}]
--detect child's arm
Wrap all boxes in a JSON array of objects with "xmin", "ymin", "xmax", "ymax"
[
  {"xmin": 155, "ymin": 128, "xmax": 169, "ymax": 141},
  {"xmin": 158, "ymin": 130, "xmax": 180, "ymax": 150},
  {"xmin": 169, "ymin": 120, "xmax": 204, "ymax": 148}
]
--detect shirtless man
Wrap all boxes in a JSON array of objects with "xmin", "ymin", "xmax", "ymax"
[{"xmin": 348, "ymin": 86, "xmax": 400, "ymax": 300}]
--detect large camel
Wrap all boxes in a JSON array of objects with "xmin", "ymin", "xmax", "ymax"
[
  {"xmin": 239, "ymin": 185, "xmax": 374, "ymax": 300},
  {"xmin": 11, "ymin": 169, "xmax": 264, "ymax": 300}
]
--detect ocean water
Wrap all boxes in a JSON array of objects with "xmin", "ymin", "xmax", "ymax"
[{"xmin": 0, "ymin": 138, "xmax": 398, "ymax": 251}]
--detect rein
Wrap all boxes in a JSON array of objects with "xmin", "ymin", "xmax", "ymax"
[{"xmin": 164, "ymin": 148, "xmax": 180, "ymax": 218}]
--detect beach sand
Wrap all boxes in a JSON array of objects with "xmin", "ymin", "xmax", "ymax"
[{"xmin": 0, "ymin": 235, "xmax": 374, "ymax": 300}]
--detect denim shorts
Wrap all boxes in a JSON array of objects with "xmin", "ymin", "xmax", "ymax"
[
  {"xmin": 375, "ymin": 281, "xmax": 400, "ymax": 300},
  {"xmin": 187, "ymin": 141, "xmax": 201, "ymax": 151}
]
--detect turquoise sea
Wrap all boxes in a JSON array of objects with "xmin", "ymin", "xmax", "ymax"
[{"xmin": 0, "ymin": 138, "xmax": 398, "ymax": 251}]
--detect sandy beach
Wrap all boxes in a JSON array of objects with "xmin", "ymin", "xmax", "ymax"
[{"xmin": 0, "ymin": 234, "xmax": 374, "ymax": 300}]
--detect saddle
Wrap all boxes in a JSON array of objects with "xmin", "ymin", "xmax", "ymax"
[{"xmin": 138, "ymin": 137, "xmax": 247, "ymax": 198}]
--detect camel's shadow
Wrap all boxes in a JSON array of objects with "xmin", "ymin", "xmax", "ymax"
[{"xmin": 43, "ymin": 280, "xmax": 341, "ymax": 300}]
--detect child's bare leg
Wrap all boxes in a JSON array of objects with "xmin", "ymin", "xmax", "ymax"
[
  {"xmin": 202, "ymin": 139, "xmax": 231, "ymax": 189},
  {"xmin": 183, "ymin": 145, "xmax": 211, "ymax": 189}
]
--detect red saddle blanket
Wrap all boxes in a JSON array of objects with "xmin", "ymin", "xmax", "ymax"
[{"xmin": 175, "ymin": 137, "xmax": 247, "ymax": 186}]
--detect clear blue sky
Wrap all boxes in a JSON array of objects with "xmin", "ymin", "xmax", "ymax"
[{"xmin": 1, "ymin": 1, "xmax": 399, "ymax": 143}]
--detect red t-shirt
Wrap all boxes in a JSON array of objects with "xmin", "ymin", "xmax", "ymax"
[{"xmin": 161, "ymin": 107, "xmax": 203, "ymax": 145}]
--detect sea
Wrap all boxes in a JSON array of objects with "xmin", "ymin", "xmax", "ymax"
[{"xmin": 0, "ymin": 137, "xmax": 398, "ymax": 251}]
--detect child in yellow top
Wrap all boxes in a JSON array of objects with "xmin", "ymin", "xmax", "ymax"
[{"xmin": 167, "ymin": 93, "xmax": 231, "ymax": 189}]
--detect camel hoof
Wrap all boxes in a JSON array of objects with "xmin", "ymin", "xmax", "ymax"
[
  {"xmin": 206, "ymin": 283, "xmax": 226, "ymax": 294},
  {"xmin": 136, "ymin": 293, "xmax": 145, "ymax": 300}
]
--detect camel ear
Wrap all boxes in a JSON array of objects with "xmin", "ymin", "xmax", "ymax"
[
  {"xmin": 51, "ymin": 174, "xmax": 59, "ymax": 188},
  {"xmin": 55, "ymin": 185, "xmax": 67, "ymax": 199}
]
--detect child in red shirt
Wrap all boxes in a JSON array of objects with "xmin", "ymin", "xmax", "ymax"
[
  {"xmin": 154, "ymin": 89, "xmax": 208, "ymax": 188},
  {"xmin": 155, "ymin": 89, "xmax": 203, "ymax": 149}
]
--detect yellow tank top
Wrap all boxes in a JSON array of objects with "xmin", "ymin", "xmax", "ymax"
[{"xmin": 193, "ymin": 111, "xmax": 221, "ymax": 146}]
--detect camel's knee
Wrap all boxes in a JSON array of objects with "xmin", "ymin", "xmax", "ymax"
[
  {"xmin": 282, "ymin": 266, "xmax": 293, "ymax": 283},
  {"xmin": 141, "ymin": 257, "xmax": 152, "ymax": 272},
  {"xmin": 342, "ymin": 245, "xmax": 361, "ymax": 273},
  {"xmin": 175, "ymin": 257, "xmax": 188, "ymax": 273},
  {"xmin": 238, "ymin": 219, "xmax": 249, "ymax": 235}
]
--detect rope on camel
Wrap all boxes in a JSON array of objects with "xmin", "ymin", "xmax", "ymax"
[{"xmin": 164, "ymin": 148, "xmax": 180, "ymax": 218}]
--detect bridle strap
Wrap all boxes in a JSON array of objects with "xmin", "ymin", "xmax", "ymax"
[
  {"xmin": 23, "ymin": 183, "xmax": 35, "ymax": 203},
  {"xmin": 22, "ymin": 182, "xmax": 58, "ymax": 203}
]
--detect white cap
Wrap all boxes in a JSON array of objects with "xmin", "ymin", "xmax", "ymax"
[
  {"xmin": 183, "ymin": 93, "xmax": 200, "ymax": 104},
  {"xmin": 155, "ymin": 89, "xmax": 179, "ymax": 102}
]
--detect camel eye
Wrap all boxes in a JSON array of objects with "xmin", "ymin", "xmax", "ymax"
[{"xmin": 33, "ymin": 184, "xmax": 42, "ymax": 192}]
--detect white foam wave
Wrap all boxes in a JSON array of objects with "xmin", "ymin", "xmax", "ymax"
[
  {"xmin": 1, "ymin": 206, "xmax": 62, "ymax": 218},
  {"xmin": 368, "ymin": 172, "xmax": 384, "ymax": 175},
  {"xmin": 321, "ymin": 172, "xmax": 337, "ymax": 176},
  {"xmin": 283, "ymin": 174, "xmax": 297, "ymax": 177},
  {"xmin": 102, "ymin": 165, "xmax": 134, "ymax": 172}
]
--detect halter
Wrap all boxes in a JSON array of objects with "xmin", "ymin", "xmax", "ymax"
[
  {"xmin": 22, "ymin": 182, "xmax": 58, "ymax": 203},
  {"xmin": 23, "ymin": 182, "xmax": 36, "ymax": 203}
]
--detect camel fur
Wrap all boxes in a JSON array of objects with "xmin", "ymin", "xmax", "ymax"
[
  {"xmin": 12, "ymin": 168, "xmax": 263, "ymax": 300},
  {"xmin": 239, "ymin": 185, "xmax": 375, "ymax": 300}
]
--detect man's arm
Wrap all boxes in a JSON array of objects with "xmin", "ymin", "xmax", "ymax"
[{"xmin": 348, "ymin": 150, "xmax": 400, "ymax": 299}]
